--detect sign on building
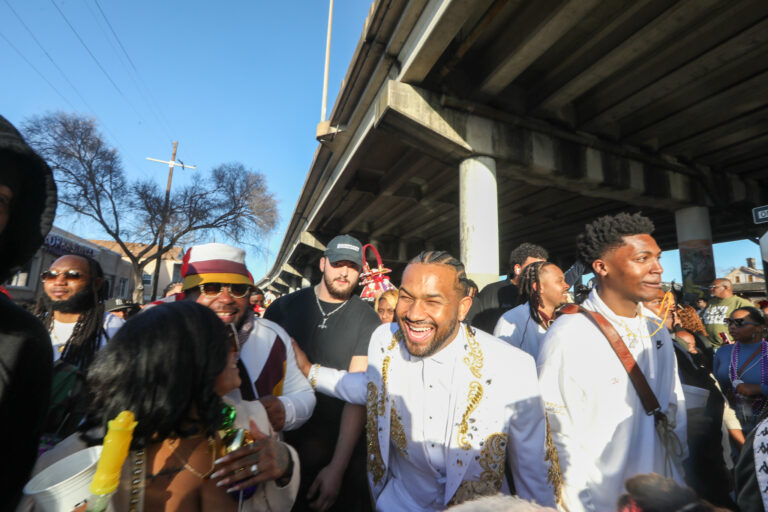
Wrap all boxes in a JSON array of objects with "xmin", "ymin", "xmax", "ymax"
[{"xmin": 753, "ymin": 205, "xmax": 768, "ymax": 224}]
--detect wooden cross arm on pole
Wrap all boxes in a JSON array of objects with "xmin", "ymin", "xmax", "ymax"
[{"xmin": 145, "ymin": 157, "xmax": 196, "ymax": 169}]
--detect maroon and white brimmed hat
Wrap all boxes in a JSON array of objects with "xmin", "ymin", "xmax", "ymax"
[{"xmin": 181, "ymin": 243, "xmax": 253, "ymax": 290}]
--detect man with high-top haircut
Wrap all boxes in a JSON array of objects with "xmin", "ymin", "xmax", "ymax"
[
  {"xmin": 265, "ymin": 235, "xmax": 380, "ymax": 512},
  {"xmin": 537, "ymin": 213, "xmax": 686, "ymax": 512},
  {"xmin": 294, "ymin": 251, "xmax": 555, "ymax": 510}
]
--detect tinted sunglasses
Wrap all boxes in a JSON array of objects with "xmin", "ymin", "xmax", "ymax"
[
  {"xmin": 41, "ymin": 270, "xmax": 84, "ymax": 281},
  {"xmin": 725, "ymin": 318, "xmax": 760, "ymax": 327},
  {"xmin": 197, "ymin": 283, "xmax": 252, "ymax": 299}
]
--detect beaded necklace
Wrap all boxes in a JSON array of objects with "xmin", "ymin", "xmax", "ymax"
[{"xmin": 728, "ymin": 339, "xmax": 768, "ymax": 416}]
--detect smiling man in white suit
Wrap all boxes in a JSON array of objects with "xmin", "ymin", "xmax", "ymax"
[{"xmin": 294, "ymin": 250, "xmax": 556, "ymax": 511}]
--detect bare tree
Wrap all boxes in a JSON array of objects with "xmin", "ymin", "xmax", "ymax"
[{"xmin": 24, "ymin": 112, "xmax": 278, "ymax": 302}]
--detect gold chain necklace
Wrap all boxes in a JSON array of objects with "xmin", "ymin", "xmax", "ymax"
[{"xmin": 164, "ymin": 437, "xmax": 216, "ymax": 479}]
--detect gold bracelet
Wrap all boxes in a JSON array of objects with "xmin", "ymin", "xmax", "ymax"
[{"xmin": 310, "ymin": 364, "xmax": 320, "ymax": 389}]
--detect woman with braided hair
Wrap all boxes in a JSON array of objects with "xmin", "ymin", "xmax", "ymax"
[{"xmin": 494, "ymin": 261, "xmax": 570, "ymax": 359}]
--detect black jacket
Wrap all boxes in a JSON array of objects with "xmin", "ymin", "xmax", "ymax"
[{"xmin": 0, "ymin": 115, "xmax": 56, "ymax": 510}]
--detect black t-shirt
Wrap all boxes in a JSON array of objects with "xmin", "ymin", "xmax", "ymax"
[
  {"xmin": 264, "ymin": 286, "xmax": 379, "ymax": 474},
  {"xmin": 468, "ymin": 279, "xmax": 519, "ymax": 334},
  {"xmin": 264, "ymin": 287, "xmax": 376, "ymax": 370}
]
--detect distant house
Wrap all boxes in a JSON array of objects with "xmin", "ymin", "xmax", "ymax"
[
  {"xmin": 5, "ymin": 226, "xmax": 134, "ymax": 304},
  {"xmin": 88, "ymin": 240, "xmax": 184, "ymax": 302},
  {"xmin": 724, "ymin": 258, "xmax": 766, "ymax": 302}
]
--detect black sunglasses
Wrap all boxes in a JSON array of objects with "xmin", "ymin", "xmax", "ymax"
[
  {"xmin": 41, "ymin": 270, "xmax": 83, "ymax": 281},
  {"xmin": 725, "ymin": 318, "xmax": 760, "ymax": 328}
]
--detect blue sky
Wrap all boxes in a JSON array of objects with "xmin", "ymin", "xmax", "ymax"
[{"xmin": 2, "ymin": 1, "xmax": 765, "ymax": 284}]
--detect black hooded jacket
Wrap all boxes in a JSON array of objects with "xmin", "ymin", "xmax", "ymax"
[{"xmin": 0, "ymin": 115, "xmax": 57, "ymax": 510}]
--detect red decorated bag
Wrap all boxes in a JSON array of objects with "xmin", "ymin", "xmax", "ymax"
[{"xmin": 359, "ymin": 244, "xmax": 396, "ymax": 301}]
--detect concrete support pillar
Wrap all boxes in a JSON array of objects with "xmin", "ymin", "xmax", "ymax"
[
  {"xmin": 301, "ymin": 265, "xmax": 312, "ymax": 289},
  {"xmin": 675, "ymin": 206, "xmax": 716, "ymax": 303},
  {"xmin": 459, "ymin": 156, "xmax": 499, "ymax": 290}
]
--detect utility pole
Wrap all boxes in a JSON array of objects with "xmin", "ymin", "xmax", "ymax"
[{"xmin": 145, "ymin": 141, "xmax": 196, "ymax": 301}]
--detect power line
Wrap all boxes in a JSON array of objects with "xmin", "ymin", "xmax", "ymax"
[
  {"xmin": 0, "ymin": 30, "xmax": 77, "ymax": 110},
  {"xmin": 5, "ymin": 0, "xmax": 97, "ymax": 115},
  {"xmin": 49, "ymin": 0, "xmax": 148, "ymax": 131},
  {"xmin": 93, "ymin": 0, "xmax": 175, "ymax": 140},
  {"xmin": 2, "ymin": 0, "xmax": 147, "ymax": 173}
]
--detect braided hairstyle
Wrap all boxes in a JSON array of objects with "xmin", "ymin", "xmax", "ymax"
[
  {"xmin": 409, "ymin": 250, "xmax": 470, "ymax": 296},
  {"xmin": 576, "ymin": 212, "xmax": 655, "ymax": 268},
  {"xmin": 519, "ymin": 261, "xmax": 557, "ymax": 326},
  {"xmin": 35, "ymin": 255, "xmax": 107, "ymax": 370}
]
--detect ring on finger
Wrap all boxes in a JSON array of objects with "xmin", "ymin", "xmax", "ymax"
[{"xmin": 250, "ymin": 463, "xmax": 259, "ymax": 474}]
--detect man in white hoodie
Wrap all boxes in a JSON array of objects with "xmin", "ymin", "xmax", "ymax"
[{"xmin": 537, "ymin": 212, "xmax": 687, "ymax": 511}]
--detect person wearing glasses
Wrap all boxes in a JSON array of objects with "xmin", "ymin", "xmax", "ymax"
[
  {"xmin": 701, "ymin": 278, "xmax": 752, "ymax": 349},
  {"xmin": 713, "ymin": 307, "xmax": 768, "ymax": 435},
  {"xmin": 23, "ymin": 301, "xmax": 300, "ymax": 511},
  {"xmin": 35, "ymin": 254, "xmax": 124, "ymax": 369},
  {"xmin": 179, "ymin": 243, "xmax": 315, "ymax": 440}
]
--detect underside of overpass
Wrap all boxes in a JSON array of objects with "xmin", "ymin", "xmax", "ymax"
[{"xmin": 260, "ymin": 0, "xmax": 768, "ymax": 293}]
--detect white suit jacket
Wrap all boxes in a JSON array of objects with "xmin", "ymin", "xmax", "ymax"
[{"xmin": 315, "ymin": 322, "xmax": 555, "ymax": 509}]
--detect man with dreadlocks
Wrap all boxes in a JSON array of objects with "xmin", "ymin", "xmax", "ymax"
[
  {"xmin": 537, "ymin": 212, "xmax": 686, "ymax": 512},
  {"xmin": 494, "ymin": 261, "xmax": 570, "ymax": 360},
  {"xmin": 292, "ymin": 250, "xmax": 555, "ymax": 510},
  {"xmin": 35, "ymin": 254, "xmax": 123, "ymax": 370}
]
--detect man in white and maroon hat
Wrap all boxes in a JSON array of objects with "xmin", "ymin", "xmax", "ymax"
[{"xmin": 179, "ymin": 243, "xmax": 315, "ymax": 436}]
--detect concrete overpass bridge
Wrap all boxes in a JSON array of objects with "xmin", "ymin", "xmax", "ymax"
[{"xmin": 258, "ymin": 0, "xmax": 768, "ymax": 297}]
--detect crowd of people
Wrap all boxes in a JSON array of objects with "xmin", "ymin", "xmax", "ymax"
[{"xmin": 3, "ymin": 112, "xmax": 768, "ymax": 512}]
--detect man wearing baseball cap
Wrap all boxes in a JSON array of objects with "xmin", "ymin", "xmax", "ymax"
[
  {"xmin": 265, "ymin": 234, "xmax": 380, "ymax": 512},
  {"xmin": 179, "ymin": 243, "xmax": 315, "ymax": 438}
]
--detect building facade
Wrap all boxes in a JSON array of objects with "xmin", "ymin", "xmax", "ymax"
[
  {"xmin": 725, "ymin": 258, "xmax": 766, "ymax": 302},
  {"xmin": 88, "ymin": 240, "xmax": 184, "ymax": 303}
]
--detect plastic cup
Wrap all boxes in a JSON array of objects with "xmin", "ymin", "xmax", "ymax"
[{"xmin": 23, "ymin": 446, "xmax": 103, "ymax": 512}]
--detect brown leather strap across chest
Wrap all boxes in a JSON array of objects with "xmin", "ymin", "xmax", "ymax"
[{"xmin": 557, "ymin": 304, "xmax": 662, "ymax": 416}]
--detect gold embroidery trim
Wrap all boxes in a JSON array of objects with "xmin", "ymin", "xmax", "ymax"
[
  {"xmin": 457, "ymin": 326, "xmax": 485, "ymax": 450},
  {"xmin": 545, "ymin": 414, "xmax": 564, "ymax": 507},
  {"xmin": 388, "ymin": 330, "xmax": 401, "ymax": 351},
  {"xmin": 447, "ymin": 432, "xmax": 507, "ymax": 506},
  {"xmin": 447, "ymin": 480, "xmax": 497, "ymax": 506},
  {"xmin": 365, "ymin": 381, "xmax": 385, "ymax": 485},
  {"xmin": 457, "ymin": 381, "xmax": 483, "ymax": 450},
  {"xmin": 378, "ymin": 356, "xmax": 390, "ymax": 416},
  {"xmin": 463, "ymin": 326, "xmax": 483, "ymax": 378},
  {"xmin": 478, "ymin": 432, "xmax": 507, "ymax": 490},
  {"xmin": 390, "ymin": 403, "xmax": 407, "ymax": 458}
]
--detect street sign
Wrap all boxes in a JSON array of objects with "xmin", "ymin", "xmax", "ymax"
[{"xmin": 753, "ymin": 205, "xmax": 768, "ymax": 224}]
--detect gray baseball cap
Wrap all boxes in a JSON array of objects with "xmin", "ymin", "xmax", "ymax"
[{"xmin": 324, "ymin": 235, "xmax": 364, "ymax": 266}]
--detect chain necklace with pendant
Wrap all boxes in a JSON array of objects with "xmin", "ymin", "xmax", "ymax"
[{"xmin": 314, "ymin": 288, "xmax": 349, "ymax": 329}]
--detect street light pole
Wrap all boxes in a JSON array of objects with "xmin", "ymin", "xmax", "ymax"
[{"xmin": 320, "ymin": 0, "xmax": 334, "ymax": 122}]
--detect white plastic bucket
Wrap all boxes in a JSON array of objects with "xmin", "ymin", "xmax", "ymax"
[{"xmin": 23, "ymin": 446, "xmax": 103, "ymax": 512}]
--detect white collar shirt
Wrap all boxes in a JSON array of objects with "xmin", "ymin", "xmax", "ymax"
[{"xmin": 383, "ymin": 333, "xmax": 464, "ymax": 511}]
